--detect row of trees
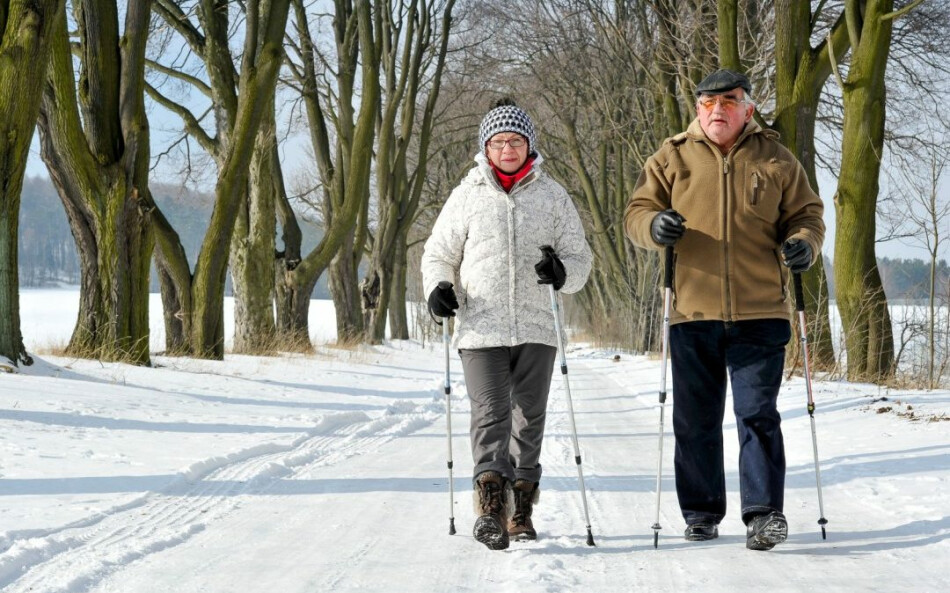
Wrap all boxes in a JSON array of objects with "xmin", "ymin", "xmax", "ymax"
[{"xmin": 1, "ymin": 1, "xmax": 948, "ymax": 386}]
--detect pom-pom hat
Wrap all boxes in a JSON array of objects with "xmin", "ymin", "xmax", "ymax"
[{"xmin": 478, "ymin": 99, "xmax": 537, "ymax": 150}]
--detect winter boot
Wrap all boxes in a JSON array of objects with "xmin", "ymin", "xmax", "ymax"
[
  {"xmin": 472, "ymin": 471, "xmax": 511, "ymax": 550},
  {"xmin": 746, "ymin": 511, "xmax": 788, "ymax": 551},
  {"xmin": 684, "ymin": 522, "xmax": 718, "ymax": 541},
  {"xmin": 508, "ymin": 479, "xmax": 539, "ymax": 541}
]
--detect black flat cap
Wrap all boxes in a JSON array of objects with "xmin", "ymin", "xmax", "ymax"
[{"xmin": 695, "ymin": 69, "xmax": 751, "ymax": 96}]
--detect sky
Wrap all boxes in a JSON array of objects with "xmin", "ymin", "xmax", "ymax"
[{"xmin": 1, "ymin": 288, "xmax": 948, "ymax": 592}]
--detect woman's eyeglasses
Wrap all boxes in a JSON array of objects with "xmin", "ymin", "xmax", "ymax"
[{"xmin": 487, "ymin": 137, "xmax": 527, "ymax": 150}]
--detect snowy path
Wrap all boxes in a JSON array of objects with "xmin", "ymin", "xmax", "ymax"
[{"xmin": 2, "ymin": 344, "xmax": 949, "ymax": 592}]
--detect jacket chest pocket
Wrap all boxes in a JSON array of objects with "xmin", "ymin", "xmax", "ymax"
[{"xmin": 744, "ymin": 167, "xmax": 782, "ymax": 223}]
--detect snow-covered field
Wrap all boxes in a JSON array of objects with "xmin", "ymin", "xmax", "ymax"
[{"xmin": 2, "ymin": 289, "xmax": 949, "ymax": 592}]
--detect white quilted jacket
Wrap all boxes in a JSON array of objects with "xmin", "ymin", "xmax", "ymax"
[{"xmin": 422, "ymin": 152, "xmax": 592, "ymax": 349}]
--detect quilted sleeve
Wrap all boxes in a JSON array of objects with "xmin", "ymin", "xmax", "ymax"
[
  {"xmin": 552, "ymin": 186, "xmax": 592, "ymax": 295},
  {"xmin": 421, "ymin": 187, "xmax": 468, "ymax": 298}
]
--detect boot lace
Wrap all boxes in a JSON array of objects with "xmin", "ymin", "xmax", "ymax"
[
  {"xmin": 511, "ymin": 487, "xmax": 532, "ymax": 526},
  {"xmin": 478, "ymin": 479, "xmax": 504, "ymax": 516}
]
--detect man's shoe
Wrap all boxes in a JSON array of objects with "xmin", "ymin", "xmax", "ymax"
[
  {"xmin": 684, "ymin": 523, "xmax": 718, "ymax": 541},
  {"xmin": 746, "ymin": 511, "xmax": 788, "ymax": 551},
  {"xmin": 472, "ymin": 471, "xmax": 511, "ymax": 550}
]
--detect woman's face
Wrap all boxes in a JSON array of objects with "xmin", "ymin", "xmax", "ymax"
[{"xmin": 485, "ymin": 132, "xmax": 529, "ymax": 173}]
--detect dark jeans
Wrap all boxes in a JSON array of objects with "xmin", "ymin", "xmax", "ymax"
[
  {"xmin": 459, "ymin": 344, "xmax": 557, "ymax": 484},
  {"xmin": 669, "ymin": 319, "xmax": 791, "ymax": 526}
]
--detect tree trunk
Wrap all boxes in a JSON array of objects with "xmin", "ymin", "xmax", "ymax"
[
  {"xmin": 389, "ymin": 233, "xmax": 409, "ymax": 340},
  {"xmin": 768, "ymin": 0, "xmax": 850, "ymax": 372},
  {"xmin": 0, "ymin": 0, "xmax": 62, "ymax": 368},
  {"xmin": 273, "ymin": 141, "xmax": 305, "ymax": 348},
  {"xmin": 36, "ymin": 0, "xmax": 153, "ymax": 365},
  {"xmin": 188, "ymin": 0, "xmax": 291, "ymax": 359},
  {"xmin": 152, "ymin": 201, "xmax": 193, "ymax": 354},
  {"xmin": 230, "ymin": 102, "xmax": 277, "ymax": 353},
  {"xmin": 330, "ymin": 232, "xmax": 363, "ymax": 343},
  {"xmin": 834, "ymin": 0, "xmax": 897, "ymax": 382}
]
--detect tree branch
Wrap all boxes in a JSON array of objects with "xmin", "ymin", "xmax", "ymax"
[
  {"xmin": 146, "ymin": 58, "xmax": 212, "ymax": 97},
  {"xmin": 153, "ymin": 0, "xmax": 206, "ymax": 55},
  {"xmin": 146, "ymin": 82, "xmax": 218, "ymax": 154},
  {"xmin": 882, "ymin": 0, "xmax": 926, "ymax": 21}
]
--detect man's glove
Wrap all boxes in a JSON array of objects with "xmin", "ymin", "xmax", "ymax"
[
  {"xmin": 427, "ymin": 281, "xmax": 459, "ymax": 317},
  {"xmin": 535, "ymin": 245, "xmax": 566, "ymax": 291},
  {"xmin": 782, "ymin": 239, "xmax": 813, "ymax": 273},
  {"xmin": 650, "ymin": 209, "xmax": 686, "ymax": 245}
]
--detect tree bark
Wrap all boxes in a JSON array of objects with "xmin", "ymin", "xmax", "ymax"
[
  {"xmin": 37, "ymin": 0, "xmax": 153, "ymax": 365},
  {"xmin": 150, "ymin": 0, "xmax": 291, "ymax": 359},
  {"xmin": 834, "ymin": 0, "xmax": 900, "ymax": 381},
  {"xmin": 230, "ymin": 99, "xmax": 278, "ymax": 353},
  {"xmin": 330, "ymin": 231, "xmax": 364, "ymax": 343},
  {"xmin": 0, "ymin": 0, "xmax": 63, "ymax": 368}
]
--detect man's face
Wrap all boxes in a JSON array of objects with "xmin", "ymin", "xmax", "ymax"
[{"xmin": 696, "ymin": 88, "xmax": 755, "ymax": 153}]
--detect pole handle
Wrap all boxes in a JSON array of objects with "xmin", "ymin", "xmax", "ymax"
[
  {"xmin": 663, "ymin": 245, "xmax": 673, "ymax": 289},
  {"xmin": 793, "ymin": 272, "xmax": 805, "ymax": 312}
]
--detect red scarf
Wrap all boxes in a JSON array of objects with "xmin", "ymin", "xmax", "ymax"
[{"xmin": 491, "ymin": 156, "xmax": 536, "ymax": 193}]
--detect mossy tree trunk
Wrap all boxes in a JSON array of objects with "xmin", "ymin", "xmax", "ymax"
[
  {"xmin": 36, "ymin": 0, "xmax": 153, "ymax": 365},
  {"xmin": 0, "ymin": 0, "xmax": 63, "ymax": 368},
  {"xmin": 230, "ymin": 97, "xmax": 278, "ymax": 353},
  {"xmin": 834, "ymin": 0, "xmax": 922, "ymax": 381},
  {"xmin": 150, "ymin": 0, "xmax": 291, "ymax": 359}
]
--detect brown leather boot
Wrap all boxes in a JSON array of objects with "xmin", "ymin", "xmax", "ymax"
[
  {"xmin": 472, "ymin": 471, "xmax": 511, "ymax": 550},
  {"xmin": 507, "ymin": 479, "xmax": 539, "ymax": 541}
]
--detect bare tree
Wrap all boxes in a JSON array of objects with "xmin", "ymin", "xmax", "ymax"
[
  {"xmin": 362, "ymin": 0, "xmax": 457, "ymax": 344},
  {"xmin": 276, "ymin": 0, "xmax": 380, "ymax": 345},
  {"xmin": 886, "ymin": 128, "xmax": 950, "ymax": 388},
  {"xmin": 0, "ymin": 0, "xmax": 64, "ymax": 369}
]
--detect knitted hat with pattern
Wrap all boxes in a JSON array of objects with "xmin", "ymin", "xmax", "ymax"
[{"xmin": 478, "ymin": 99, "xmax": 537, "ymax": 150}]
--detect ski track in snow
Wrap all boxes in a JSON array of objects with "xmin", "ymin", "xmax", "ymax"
[
  {"xmin": 3, "ymin": 342, "xmax": 950, "ymax": 592},
  {"xmin": 0, "ymin": 393, "xmax": 443, "ymax": 593}
]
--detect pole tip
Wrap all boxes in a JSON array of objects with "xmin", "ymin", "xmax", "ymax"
[
  {"xmin": 449, "ymin": 518, "xmax": 456, "ymax": 536},
  {"xmin": 586, "ymin": 528, "xmax": 595, "ymax": 546},
  {"xmin": 653, "ymin": 531, "xmax": 659, "ymax": 549}
]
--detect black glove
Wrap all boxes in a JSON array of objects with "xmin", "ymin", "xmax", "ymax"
[
  {"xmin": 427, "ymin": 281, "xmax": 459, "ymax": 317},
  {"xmin": 535, "ymin": 245, "xmax": 566, "ymax": 291},
  {"xmin": 650, "ymin": 209, "xmax": 686, "ymax": 245},
  {"xmin": 782, "ymin": 239, "xmax": 813, "ymax": 273}
]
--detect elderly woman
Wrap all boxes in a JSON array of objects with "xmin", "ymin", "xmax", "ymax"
[{"xmin": 422, "ymin": 99, "xmax": 592, "ymax": 550}]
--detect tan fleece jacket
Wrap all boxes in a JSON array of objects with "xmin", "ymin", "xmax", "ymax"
[{"xmin": 624, "ymin": 119, "xmax": 824, "ymax": 324}]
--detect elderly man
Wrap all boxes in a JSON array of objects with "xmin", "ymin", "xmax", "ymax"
[{"xmin": 624, "ymin": 69, "xmax": 825, "ymax": 551}]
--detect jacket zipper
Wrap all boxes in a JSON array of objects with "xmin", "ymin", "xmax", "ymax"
[
  {"xmin": 722, "ymin": 159, "xmax": 732, "ymax": 321},
  {"xmin": 751, "ymin": 172, "xmax": 759, "ymax": 205}
]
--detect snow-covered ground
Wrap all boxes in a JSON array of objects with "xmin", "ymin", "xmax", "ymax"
[{"xmin": 2, "ymin": 289, "xmax": 948, "ymax": 592}]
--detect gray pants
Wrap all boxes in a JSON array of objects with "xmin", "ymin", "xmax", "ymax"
[{"xmin": 459, "ymin": 343, "xmax": 557, "ymax": 484}]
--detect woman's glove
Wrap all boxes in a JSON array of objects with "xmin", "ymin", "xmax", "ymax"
[
  {"xmin": 427, "ymin": 281, "xmax": 459, "ymax": 317},
  {"xmin": 535, "ymin": 245, "xmax": 566, "ymax": 291}
]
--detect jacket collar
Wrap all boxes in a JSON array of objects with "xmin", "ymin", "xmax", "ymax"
[{"xmin": 474, "ymin": 151, "xmax": 544, "ymax": 193}]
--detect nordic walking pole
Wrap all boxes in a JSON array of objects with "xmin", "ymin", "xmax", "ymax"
[
  {"xmin": 542, "ymin": 248, "xmax": 595, "ymax": 546},
  {"xmin": 793, "ymin": 273, "xmax": 829, "ymax": 539},
  {"xmin": 433, "ymin": 281, "xmax": 457, "ymax": 535},
  {"xmin": 652, "ymin": 245, "xmax": 674, "ymax": 549}
]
